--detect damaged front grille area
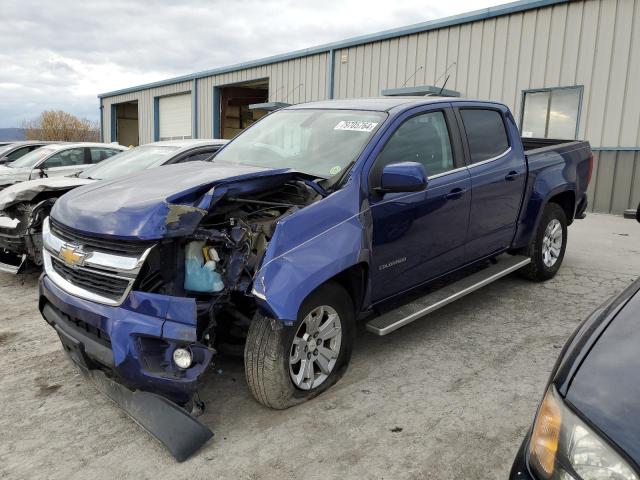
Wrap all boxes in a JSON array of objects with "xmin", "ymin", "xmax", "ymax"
[
  {"xmin": 52, "ymin": 258, "xmax": 131, "ymax": 302},
  {"xmin": 43, "ymin": 217, "xmax": 154, "ymax": 306},
  {"xmin": 50, "ymin": 219, "xmax": 154, "ymax": 256}
]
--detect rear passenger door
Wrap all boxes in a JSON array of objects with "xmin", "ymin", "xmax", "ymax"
[
  {"xmin": 456, "ymin": 104, "xmax": 526, "ymax": 262},
  {"xmin": 89, "ymin": 147, "xmax": 122, "ymax": 164}
]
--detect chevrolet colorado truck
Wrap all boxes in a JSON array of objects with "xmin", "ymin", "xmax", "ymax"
[
  {"xmin": 38, "ymin": 97, "xmax": 592, "ymax": 460},
  {"xmin": 0, "ymin": 139, "xmax": 226, "ymax": 273}
]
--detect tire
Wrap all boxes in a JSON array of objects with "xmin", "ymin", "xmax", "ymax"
[
  {"xmin": 518, "ymin": 202, "xmax": 568, "ymax": 281},
  {"xmin": 244, "ymin": 282, "xmax": 355, "ymax": 409}
]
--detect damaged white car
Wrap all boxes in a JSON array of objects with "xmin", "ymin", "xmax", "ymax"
[{"xmin": 0, "ymin": 139, "xmax": 226, "ymax": 273}]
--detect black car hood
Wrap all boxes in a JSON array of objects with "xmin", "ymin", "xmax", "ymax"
[
  {"xmin": 565, "ymin": 281, "xmax": 640, "ymax": 465},
  {"xmin": 51, "ymin": 161, "xmax": 299, "ymax": 240}
]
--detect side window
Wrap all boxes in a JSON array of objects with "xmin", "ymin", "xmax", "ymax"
[
  {"xmin": 460, "ymin": 109, "xmax": 510, "ymax": 164},
  {"xmin": 376, "ymin": 111, "xmax": 454, "ymax": 178},
  {"xmin": 89, "ymin": 148, "xmax": 121, "ymax": 164},
  {"xmin": 179, "ymin": 148, "xmax": 219, "ymax": 163},
  {"xmin": 5, "ymin": 146, "xmax": 32, "ymax": 161},
  {"xmin": 43, "ymin": 148, "xmax": 85, "ymax": 168}
]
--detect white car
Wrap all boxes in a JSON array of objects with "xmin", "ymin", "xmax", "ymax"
[
  {"xmin": 0, "ymin": 139, "xmax": 228, "ymax": 273},
  {"xmin": 0, "ymin": 142, "xmax": 127, "ymax": 189}
]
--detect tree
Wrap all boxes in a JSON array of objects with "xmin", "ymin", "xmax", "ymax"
[{"xmin": 23, "ymin": 110, "xmax": 100, "ymax": 142}]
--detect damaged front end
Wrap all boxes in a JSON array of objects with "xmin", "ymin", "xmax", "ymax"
[
  {"xmin": 40, "ymin": 168, "xmax": 321, "ymax": 460},
  {"xmin": 0, "ymin": 199, "xmax": 52, "ymax": 273}
]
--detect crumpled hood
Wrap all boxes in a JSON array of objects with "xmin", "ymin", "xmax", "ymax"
[
  {"xmin": 0, "ymin": 176, "xmax": 94, "ymax": 210},
  {"xmin": 51, "ymin": 161, "xmax": 297, "ymax": 240}
]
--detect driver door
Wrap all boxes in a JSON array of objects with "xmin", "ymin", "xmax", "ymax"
[
  {"xmin": 32, "ymin": 147, "xmax": 88, "ymax": 179},
  {"xmin": 369, "ymin": 106, "xmax": 471, "ymax": 302}
]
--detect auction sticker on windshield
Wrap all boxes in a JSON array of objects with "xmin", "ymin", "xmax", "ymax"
[{"xmin": 334, "ymin": 121, "xmax": 378, "ymax": 132}]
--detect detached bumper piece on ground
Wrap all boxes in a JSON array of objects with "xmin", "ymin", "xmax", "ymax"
[{"xmin": 40, "ymin": 282, "xmax": 214, "ymax": 461}]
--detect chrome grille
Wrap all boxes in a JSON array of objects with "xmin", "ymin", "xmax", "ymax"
[
  {"xmin": 51, "ymin": 258, "xmax": 130, "ymax": 301},
  {"xmin": 43, "ymin": 217, "xmax": 154, "ymax": 306}
]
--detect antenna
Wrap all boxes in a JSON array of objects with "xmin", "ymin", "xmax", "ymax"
[
  {"xmin": 434, "ymin": 61, "xmax": 457, "ymax": 86},
  {"xmin": 402, "ymin": 65, "xmax": 424, "ymax": 87},
  {"xmin": 438, "ymin": 74, "xmax": 450, "ymax": 95}
]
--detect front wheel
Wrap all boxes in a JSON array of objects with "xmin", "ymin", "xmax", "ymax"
[
  {"xmin": 518, "ymin": 203, "xmax": 568, "ymax": 281},
  {"xmin": 244, "ymin": 282, "xmax": 354, "ymax": 409}
]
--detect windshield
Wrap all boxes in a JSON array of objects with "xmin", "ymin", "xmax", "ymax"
[
  {"xmin": 8, "ymin": 145, "xmax": 59, "ymax": 169},
  {"xmin": 78, "ymin": 145, "xmax": 180, "ymax": 180},
  {"xmin": 213, "ymin": 109, "xmax": 387, "ymax": 178}
]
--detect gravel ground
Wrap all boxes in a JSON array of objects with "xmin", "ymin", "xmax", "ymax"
[{"xmin": 0, "ymin": 213, "xmax": 638, "ymax": 480}]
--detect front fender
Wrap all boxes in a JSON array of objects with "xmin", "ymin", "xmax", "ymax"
[{"xmin": 252, "ymin": 212, "xmax": 368, "ymax": 323}]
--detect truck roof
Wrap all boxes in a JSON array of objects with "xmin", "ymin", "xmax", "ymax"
[{"xmin": 290, "ymin": 96, "xmax": 506, "ymax": 112}]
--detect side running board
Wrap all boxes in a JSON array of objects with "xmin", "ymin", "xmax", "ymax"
[{"xmin": 366, "ymin": 255, "xmax": 531, "ymax": 336}]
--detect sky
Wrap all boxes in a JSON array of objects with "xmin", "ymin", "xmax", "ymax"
[{"xmin": 0, "ymin": 0, "xmax": 503, "ymax": 128}]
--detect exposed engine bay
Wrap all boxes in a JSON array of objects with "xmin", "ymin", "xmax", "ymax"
[{"xmin": 135, "ymin": 178, "xmax": 321, "ymax": 355}]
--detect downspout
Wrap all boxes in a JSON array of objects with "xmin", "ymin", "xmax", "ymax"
[
  {"xmin": 327, "ymin": 49, "xmax": 335, "ymax": 100},
  {"xmin": 192, "ymin": 78, "xmax": 198, "ymax": 139},
  {"xmin": 99, "ymin": 98, "xmax": 104, "ymax": 143}
]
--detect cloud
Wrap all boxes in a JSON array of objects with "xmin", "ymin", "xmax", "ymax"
[{"xmin": 0, "ymin": 0, "xmax": 501, "ymax": 127}]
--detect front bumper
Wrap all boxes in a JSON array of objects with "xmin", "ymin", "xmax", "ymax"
[
  {"xmin": 40, "ymin": 274, "xmax": 216, "ymax": 460},
  {"xmin": 0, "ymin": 214, "xmax": 37, "ymax": 274},
  {"xmin": 0, "ymin": 227, "xmax": 27, "ymax": 274},
  {"xmin": 40, "ymin": 274, "xmax": 214, "ymax": 405}
]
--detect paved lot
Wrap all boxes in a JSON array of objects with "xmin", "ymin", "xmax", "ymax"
[{"xmin": 0, "ymin": 214, "xmax": 638, "ymax": 480}]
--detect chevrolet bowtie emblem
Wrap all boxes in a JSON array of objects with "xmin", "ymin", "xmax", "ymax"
[{"xmin": 59, "ymin": 244, "xmax": 86, "ymax": 267}]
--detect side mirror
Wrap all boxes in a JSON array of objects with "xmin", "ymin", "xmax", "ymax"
[
  {"xmin": 637, "ymin": 202, "xmax": 640, "ymax": 223},
  {"xmin": 376, "ymin": 162, "xmax": 427, "ymax": 194}
]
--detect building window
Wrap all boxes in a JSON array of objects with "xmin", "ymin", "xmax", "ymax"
[{"xmin": 521, "ymin": 86, "xmax": 582, "ymax": 139}]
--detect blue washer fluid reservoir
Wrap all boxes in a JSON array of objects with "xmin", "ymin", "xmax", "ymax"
[{"xmin": 184, "ymin": 241, "xmax": 224, "ymax": 293}]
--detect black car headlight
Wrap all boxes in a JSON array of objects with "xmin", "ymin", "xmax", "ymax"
[{"xmin": 529, "ymin": 386, "xmax": 637, "ymax": 480}]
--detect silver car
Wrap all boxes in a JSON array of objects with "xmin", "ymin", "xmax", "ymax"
[
  {"xmin": 0, "ymin": 142, "xmax": 128, "ymax": 189},
  {"xmin": 0, "ymin": 141, "xmax": 65, "ymax": 165}
]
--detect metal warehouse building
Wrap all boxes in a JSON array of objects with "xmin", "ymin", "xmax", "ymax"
[{"xmin": 99, "ymin": 0, "xmax": 640, "ymax": 215}]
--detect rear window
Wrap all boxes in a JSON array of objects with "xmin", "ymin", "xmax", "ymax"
[{"xmin": 460, "ymin": 109, "xmax": 509, "ymax": 164}]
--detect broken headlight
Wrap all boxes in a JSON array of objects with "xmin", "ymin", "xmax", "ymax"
[{"xmin": 529, "ymin": 386, "xmax": 638, "ymax": 480}]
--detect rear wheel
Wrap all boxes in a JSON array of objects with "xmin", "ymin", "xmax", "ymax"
[
  {"xmin": 518, "ymin": 203, "xmax": 568, "ymax": 281},
  {"xmin": 244, "ymin": 282, "xmax": 354, "ymax": 409}
]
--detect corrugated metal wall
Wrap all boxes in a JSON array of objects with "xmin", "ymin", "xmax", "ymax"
[
  {"xmin": 101, "ymin": 0, "xmax": 640, "ymax": 214},
  {"xmin": 589, "ymin": 151, "xmax": 640, "ymax": 214},
  {"xmin": 332, "ymin": 0, "xmax": 640, "ymax": 151}
]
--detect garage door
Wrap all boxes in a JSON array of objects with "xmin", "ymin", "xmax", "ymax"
[{"xmin": 159, "ymin": 93, "xmax": 192, "ymax": 140}]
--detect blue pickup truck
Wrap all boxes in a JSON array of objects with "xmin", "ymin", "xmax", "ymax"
[{"xmin": 39, "ymin": 97, "xmax": 592, "ymax": 460}]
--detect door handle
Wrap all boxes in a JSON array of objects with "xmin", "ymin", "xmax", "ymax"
[
  {"xmin": 505, "ymin": 170, "xmax": 519, "ymax": 181},
  {"xmin": 444, "ymin": 188, "xmax": 465, "ymax": 200}
]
